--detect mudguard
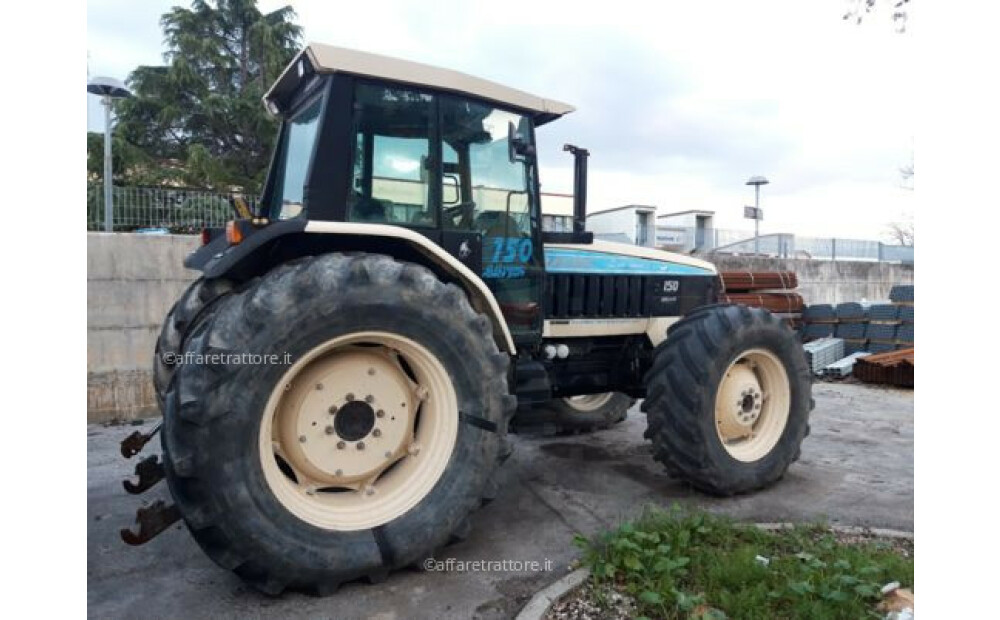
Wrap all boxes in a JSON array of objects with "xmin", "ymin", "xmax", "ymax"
[{"xmin": 182, "ymin": 219, "xmax": 516, "ymax": 353}]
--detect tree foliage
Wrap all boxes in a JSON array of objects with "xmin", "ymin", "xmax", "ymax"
[
  {"xmin": 104, "ymin": 0, "xmax": 302, "ymax": 192},
  {"xmin": 885, "ymin": 213, "xmax": 914, "ymax": 246},
  {"xmin": 843, "ymin": 0, "xmax": 911, "ymax": 33}
]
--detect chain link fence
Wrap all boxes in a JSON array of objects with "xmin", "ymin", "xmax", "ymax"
[{"xmin": 87, "ymin": 184, "xmax": 260, "ymax": 233}]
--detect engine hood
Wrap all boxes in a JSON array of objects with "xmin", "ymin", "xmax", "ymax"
[{"xmin": 544, "ymin": 240, "xmax": 717, "ymax": 276}]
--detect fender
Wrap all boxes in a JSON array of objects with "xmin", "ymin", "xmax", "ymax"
[{"xmin": 184, "ymin": 219, "xmax": 516, "ymax": 354}]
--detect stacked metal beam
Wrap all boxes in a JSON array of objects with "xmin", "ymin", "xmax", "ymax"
[
  {"xmin": 820, "ymin": 351, "xmax": 871, "ymax": 378},
  {"xmin": 896, "ymin": 294, "xmax": 914, "ymax": 348},
  {"xmin": 854, "ymin": 348, "xmax": 914, "ymax": 387},
  {"xmin": 803, "ymin": 304, "xmax": 836, "ymax": 322},
  {"xmin": 798, "ymin": 284, "xmax": 913, "ymax": 385},
  {"xmin": 803, "ymin": 323, "xmax": 834, "ymax": 340},
  {"xmin": 720, "ymin": 292, "xmax": 804, "ymax": 314},
  {"xmin": 834, "ymin": 322, "xmax": 866, "ymax": 340},
  {"xmin": 889, "ymin": 285, "xmax": 914, "ymax": 304},
  {"xmin": 718, "ymin": 270, "xmax": 802, "ymax": 329},
  {"xmin": 719, "ymin": 271, "xmax": 799, "ymax": 291},
  {"xmin": 803, "ymin": 338, "xmax": 845, "ymax": 375},
  {"xmin": 869, "ymin": 304, "xmax": 901, "ymax": 322}
]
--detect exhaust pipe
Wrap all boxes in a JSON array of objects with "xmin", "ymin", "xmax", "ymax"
[{"xmin": 563, "ymin": 144, "xmax": 589, "ymax": 234}]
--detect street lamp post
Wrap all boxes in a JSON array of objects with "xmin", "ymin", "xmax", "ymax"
[
  {"xmin": 745, "ymin": 175, "xmax": 769, "ymax": 255},
  {"xmin": 87, "ymin": 77, "xmax": 131, "ymax": 232}
]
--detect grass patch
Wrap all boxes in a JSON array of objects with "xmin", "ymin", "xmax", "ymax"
[{"xmin": 574, "ymin": 506, "xmax": 912, "ymax": 620}]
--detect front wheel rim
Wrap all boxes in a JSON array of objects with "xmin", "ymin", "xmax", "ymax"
[
  {"xmin": 563, "ymin": 393, "xmax": 615, "ymax": 412},
  {"xmin": 259, "ymin": 331, "xmax": 458, "ymax": 531},
  {"xmin": 714, "ymin": 348, "xmax": 791, "ymax": 462}
]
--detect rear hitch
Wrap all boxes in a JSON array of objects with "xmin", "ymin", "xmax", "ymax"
[
  {"xmin": 123, "ymin": 455, "xmax": 165, "ymax": 494},
  {"xmin": 120, "ymin": 421, "xmax": 162, "ymax": 458},
  {"xmin": 120, "ymin": 500, "xmax": 181, "ymax": 546}
]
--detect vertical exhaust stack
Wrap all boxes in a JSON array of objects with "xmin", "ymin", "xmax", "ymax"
[{"xmin": 563, "ymin": 144, "xmax": 590, "ymax": 234}]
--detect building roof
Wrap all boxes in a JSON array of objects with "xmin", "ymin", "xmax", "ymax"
[
  {"xmin": 587, "ymin": 204, "xmax": 657, "ymax": 218},
  {"xmin": 265, "ymin": 43, "xmax": 575, "ymax": 126},
  {"xmin": 656, "ymin": 209, "xmax": 715, "ymax": 218}
]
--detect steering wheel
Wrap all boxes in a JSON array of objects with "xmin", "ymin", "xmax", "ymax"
[{"xmin": 444, "ymin": 201, "xmax": 476, "ymax": 228}]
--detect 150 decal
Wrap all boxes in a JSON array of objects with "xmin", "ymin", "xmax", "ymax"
[{"xmin": 483, "ymin": 237, "xmax": 532, "ymax": 279}]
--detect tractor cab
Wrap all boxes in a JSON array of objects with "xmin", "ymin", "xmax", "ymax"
[{"xmin": 255, "ymin": 44, "xmax": 576, "ymax": 339}]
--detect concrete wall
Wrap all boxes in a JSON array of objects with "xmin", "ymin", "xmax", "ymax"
[
  {"xmin": 709, "ymin": 256, "xmax": 914, "ymax": 305},
  {"xmin": 86, "ymin": 233, "xmax": 913, "ymax": 421},
  {"xmin": 88, "ymin": 233, "xmax": 199, "ymax": 422}
]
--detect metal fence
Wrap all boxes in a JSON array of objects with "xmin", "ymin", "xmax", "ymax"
[
  {"xmin": 87, "ymin": 184, "xmax": 914, "ymax": 264},
  {"xmin": 656, "ymin": 226, "xmax": 914, "ymax": 264},
  {"xmin": 86, "ymin": 184, "xmax": 260, "ymax": 233}
]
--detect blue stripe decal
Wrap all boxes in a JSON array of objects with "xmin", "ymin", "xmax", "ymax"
[{"xmin": 544, "ymin": 248, "xmax": 716, "ymax": 276}]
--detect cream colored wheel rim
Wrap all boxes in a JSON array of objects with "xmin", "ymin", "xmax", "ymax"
[
  {"xmin": 714, "ymin": 348, "xmax": 790, "ymax": 463},
  {"xmin": 563, "ymin": 393, "xmax": 614, "ymax": 412},
  {"xmin": 259, "ymin": 331, "xmax": 458, "ymax": 531}
]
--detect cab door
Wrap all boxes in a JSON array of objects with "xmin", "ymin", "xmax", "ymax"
[{"xmin": 438, "ymin": 96, "xmax": 545, "ymax": 341}]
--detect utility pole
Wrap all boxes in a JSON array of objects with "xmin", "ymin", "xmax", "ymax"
[
  {"xmin": 88, "ymin": 77, "xmax": 131, "ymax": 232},
  {"xmin": 102, "ymin": 96, "xmax": 113, "ymax": 232},
  {"xmin": 745, "ymin": 176, "xmax": 769, "ymax": 255}
]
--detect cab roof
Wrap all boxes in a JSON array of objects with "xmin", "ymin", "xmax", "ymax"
[{"xmin": 264, "ymin": 43, "xmax": 575, "ymax": 126}]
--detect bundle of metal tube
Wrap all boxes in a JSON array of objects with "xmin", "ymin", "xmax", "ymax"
[
  {"xmin": 719, "ymin": 271, "xmax": 798, "ymax": 292},
  {"xmin": 720, "ymin": 292, "xmax": 804, "ymax": 314},
  {"xmin": 853, "ymin": 348, "xmax": 914, "ymax": 388}
]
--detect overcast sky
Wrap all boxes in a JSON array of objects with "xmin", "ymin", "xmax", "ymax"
[{"xmin": 87, "ymin": 0, "xmax": 914, "ymax": 239}]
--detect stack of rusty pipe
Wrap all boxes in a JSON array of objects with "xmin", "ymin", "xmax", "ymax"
[
  {"xmin": 853, "ymin": 348, "xmax": 914, "ymax": 388},
  {"xmin": 719, "ymin": 271, "xmax": 803, "ymax": 327}
]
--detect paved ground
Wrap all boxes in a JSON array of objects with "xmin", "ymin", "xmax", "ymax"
[{"xmin": 88, "ymin": 382, "xmax": 912, "ymax": 619}]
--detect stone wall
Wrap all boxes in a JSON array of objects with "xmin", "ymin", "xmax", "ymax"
[
  {"xmin": 709, "ymin": 256, "xmax": 914, "ymax": 305},
  {"xmin": 87, "ymin": 233, "xmax": 199, "ymax": 422}
]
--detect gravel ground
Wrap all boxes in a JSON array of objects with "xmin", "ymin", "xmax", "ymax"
[{"xmin": 88, "ymin": 381, "xmax": 912, "ymax": 619}]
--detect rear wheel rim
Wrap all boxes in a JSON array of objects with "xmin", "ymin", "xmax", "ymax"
[
  {"xmin": 259, "ymin": 331, "xmax": 458, "ymax": 531},
  {"xmin": 563, "ymin": 393, "xmax": 614, "ymax": 412},
  {"xmin": 714, "ymin": 348, "xmax": 790, "ymax": 462}
]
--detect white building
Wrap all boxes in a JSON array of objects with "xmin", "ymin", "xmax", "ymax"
[
  {"xmin": 585, "ymin": 204, "xmax": 657, "ymax": 247},
  {"xmin": 656, "ymin": 210, "xmax": 716, "ymax": 253},
  {"xmin": 540, "ymin": 192, "xmax": 574, "ymax": 232},
  {"xmin": 540, "ymin": 197, "xmax": 718, "ymax": 254}
]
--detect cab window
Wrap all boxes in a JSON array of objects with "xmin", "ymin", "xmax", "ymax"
[
  {"xmin": 270, "ymin": 96, "xmax": 323, "ymax": 220},
  {"xmin": 348, "ymin": 84, "xmax": 436, "ymax": 226},
  {"xmin": 440, "ymin": 98, "xmax": 532, "ymax": 239}
]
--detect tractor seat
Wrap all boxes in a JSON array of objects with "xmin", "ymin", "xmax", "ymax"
[
  {"xmin": 478, "ymin": 211, "xmax": 523, "ymax": 238},
  {"xmin": 350, "ymin": 194, "xmax": 388, "ymax": 223}
]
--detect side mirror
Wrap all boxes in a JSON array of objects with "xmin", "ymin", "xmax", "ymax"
[
  {"xmin": 507, "ymin": 121, "xmax": 517, "ymax": 163},
  {"xmin": 508, "ymin": 121, "xmax": 536, "ymax": 162}
]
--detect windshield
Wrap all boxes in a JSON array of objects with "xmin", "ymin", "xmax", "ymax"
[{"xmin": 269, "ymin": 96, "xmax": 324, "ymax": 220}]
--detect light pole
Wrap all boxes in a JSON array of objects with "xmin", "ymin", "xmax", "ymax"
[
  {"xmin": 746, "ymin": 175, "xmax": 769, "ymax": 255},
  {"xmin": 87, "ymin": 77, "xmax": 131, "ymax": 232}
]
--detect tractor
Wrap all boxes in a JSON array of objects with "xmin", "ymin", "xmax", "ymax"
[{"xmin": 120, "ymin": 44, "xmax": 812, "ymax": 595}]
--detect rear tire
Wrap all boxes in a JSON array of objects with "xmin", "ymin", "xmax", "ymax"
[
  {"xmin": 161, "ymin": 254, "xmax": 515, "ymax": 594},
  {"xmin": 512, "ymin": 392, "xmax": 634, "ymax": 434},
  {"xmin": 153, "ymin": 277, "xmax": 234, "ymax": 407},
  {"xmin": 642, "ymin": 305, "xmax": 812, "ymax": 496}
]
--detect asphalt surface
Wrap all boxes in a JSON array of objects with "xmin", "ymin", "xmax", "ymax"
[{"xmin": 88, "ymin": 382, "xmax": 913, "ymax": 619}]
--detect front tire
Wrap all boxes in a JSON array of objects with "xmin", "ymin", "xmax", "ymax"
[
  {"xmin": 642, "ymin": 305, "xmax": 812, "ymax": 496},
  {"xmin": 161, "ymin": 254, "xmax": 514, "ymax": 594}
]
